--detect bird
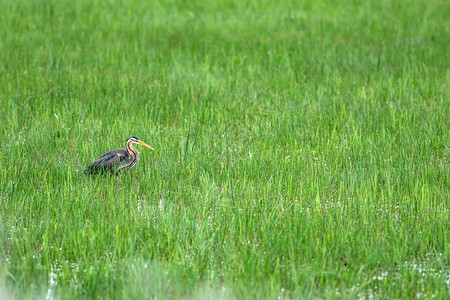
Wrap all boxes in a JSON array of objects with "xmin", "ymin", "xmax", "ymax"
[{"xmin": 84, "ymin": 136, "xmax": 155, "ymax": 175}]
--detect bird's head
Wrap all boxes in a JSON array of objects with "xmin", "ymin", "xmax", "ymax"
[{"xmin": 128, "ymin": 136, "xmax": 155, "ymax": 150}]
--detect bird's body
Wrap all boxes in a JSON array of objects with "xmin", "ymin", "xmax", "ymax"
[{"xmin": 84, "ymin": 136, "xmax": 154, "ymax": 175}]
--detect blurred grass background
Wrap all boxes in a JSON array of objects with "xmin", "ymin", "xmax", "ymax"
[{"xmin": 0, "ymin": 0, "xmax": 448, "ymax": 299}]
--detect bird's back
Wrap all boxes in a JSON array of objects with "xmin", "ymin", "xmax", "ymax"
[{"xmin": 84, "ymin": 148, "xmax": 129, "ymax": 175}]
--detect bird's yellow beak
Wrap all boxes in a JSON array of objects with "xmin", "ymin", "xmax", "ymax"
[{"xmin": 137, "ymin": 140, "xmax": 155, "ymax": 151}]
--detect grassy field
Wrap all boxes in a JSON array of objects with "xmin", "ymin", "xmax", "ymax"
[{"xmin": 0, "ymin": 0, "xmax": 448, "ymax": 298}]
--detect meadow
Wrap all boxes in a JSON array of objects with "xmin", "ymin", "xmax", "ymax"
[{"xmin": 0, "ymin": 0, "xmax": 448, "ymax": 299}]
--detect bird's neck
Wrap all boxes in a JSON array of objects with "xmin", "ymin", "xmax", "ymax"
[{"xmin": 126, "ymin": 140, "xmax": 140, "ymax": 167}]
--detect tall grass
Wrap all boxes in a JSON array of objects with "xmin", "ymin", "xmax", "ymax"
[{"xmin": 0, "ymin": 0, "xmax": 448, "ymax": 298}]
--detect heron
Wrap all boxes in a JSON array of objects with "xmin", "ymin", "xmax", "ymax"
[{"xmin": 84, "ymin": 136, "xmax": 155, "ymax": 175}]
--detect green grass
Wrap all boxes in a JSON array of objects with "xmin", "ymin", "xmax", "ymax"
[{"xmin": 0, "ymin": 0, "xmax": 448, "ymax": 298}]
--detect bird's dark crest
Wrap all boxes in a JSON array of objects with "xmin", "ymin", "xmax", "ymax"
[{"xmin": 130, "ymin": 136, "xmax": 139, "ymax": 140}]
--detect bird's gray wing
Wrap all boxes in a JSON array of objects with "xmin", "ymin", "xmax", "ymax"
[{"xmin": 85, "ymin": 149, "xmax": 129, "ymax": 174}]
